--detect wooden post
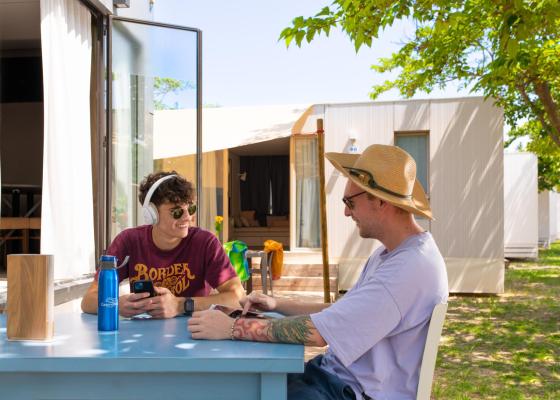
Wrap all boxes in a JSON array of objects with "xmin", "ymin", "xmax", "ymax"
[
  {"xmin": 7, "ymin": 254, "xmax": 54, "ymax": 341},
  {"xmin": 316, "ymin": 119, "xmax": 331, "ymax": 303},
  {"xmin": 222, "ymin": 149, "xmax": 230, "ymax": 243}
]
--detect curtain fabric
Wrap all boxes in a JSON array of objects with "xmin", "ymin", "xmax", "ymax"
[
  {"xmin": 269, "ymin": 156, "xmax": 289, "ymax": 216},
  {"xmin": 295, "ymin": 137, "xmax": 320, "ymax": 248},
  {"xmin": 40, "ymin": 0, "xmax": 95, "ymax": 279},
  {"xmin": 200, "ymin": 151, "xmax": 219, "ymax": 233},
  {"xmin": 240, "ymin": 156, "xmax": 289, "ymax": 225},
  {"xmin": 240, "ymin": 157, "xmax": 271, "ymax": 226}
]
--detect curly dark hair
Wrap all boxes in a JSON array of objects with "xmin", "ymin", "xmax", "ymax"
[{"xmin": 138, "ymin": 171, "xmax": 195, "ymax": 207}]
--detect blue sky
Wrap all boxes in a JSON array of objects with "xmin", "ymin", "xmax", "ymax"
[{"xmin": 154, "ymin": 0, "xmax": 473, "ymax": 107}]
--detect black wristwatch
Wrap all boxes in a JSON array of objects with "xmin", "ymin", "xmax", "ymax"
[{"xmin": 183, "ymin": 298, "xmax": 195, "ymax": 316}]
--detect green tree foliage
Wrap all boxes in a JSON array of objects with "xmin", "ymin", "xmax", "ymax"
[
  {"xmin": 153, "ymin": 77, "xmax": 194, "ymax": 110},
  {"xmin": 508, "ymin": 120, "xmax": 560, "ymax": 191},
  {"xmin": 280, "ymin": 0, "xmax": 560, "ymax": 188}
]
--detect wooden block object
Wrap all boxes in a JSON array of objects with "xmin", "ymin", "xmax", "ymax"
[{"xmin": 7, "ymin": 254, "xmax": 54, "ymax": 341}]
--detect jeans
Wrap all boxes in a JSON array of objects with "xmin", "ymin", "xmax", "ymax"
[{"xmin": 287, "ymin": 355, "xmax": 357, "ymax": 400}]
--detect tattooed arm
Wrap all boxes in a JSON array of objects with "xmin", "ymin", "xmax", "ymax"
[
  {"xmin": 188, "ymin": 309, "xmax": 327, "ymax": 346},
  {"xmin": 232, "ymin": 315, "xmax": 327, "ymax": 346}
]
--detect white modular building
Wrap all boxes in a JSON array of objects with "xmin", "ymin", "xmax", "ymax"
[
  {"xmin": 155, "ymin": 96, "xmax": 505, "ymax": 293},
  {"xmin": 313, "ymin": 97, "xmax": 505, "ymax": 293},
  {"xmin": 539, "ymin": 190, "xmax": 560, "ymax": 248},
  {"xmin": 504, "ymin": 152, "xmax": 538, "ymax": 259}
]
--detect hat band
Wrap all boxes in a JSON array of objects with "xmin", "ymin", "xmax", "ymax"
[{"xmin": 346, "ymin": 167, "xmax": 412, "ymax": 200}]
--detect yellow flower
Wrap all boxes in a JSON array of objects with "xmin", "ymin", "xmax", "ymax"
[{"xmin": 215, "ymin": 215, "xmax": 224, "ymax": 234}]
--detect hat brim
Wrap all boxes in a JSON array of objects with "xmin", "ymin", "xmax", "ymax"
[{"xmin": 325, "ymin": 152, "xmax": 434, "ymax": 220}]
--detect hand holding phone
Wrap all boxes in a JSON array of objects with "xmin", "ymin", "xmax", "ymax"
[{"xmin": 132, "ymin": 280, "xmax": 156, "ymax": 298}]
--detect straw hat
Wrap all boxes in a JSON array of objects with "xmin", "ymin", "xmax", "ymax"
[{"xmin": 325, "ymin": 144, "xmax": 433, "ymax": 220}]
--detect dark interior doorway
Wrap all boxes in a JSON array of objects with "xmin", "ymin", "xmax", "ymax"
[{"xmin": 0, "ymin": 1, "xmax": 44, "ymax": 275}]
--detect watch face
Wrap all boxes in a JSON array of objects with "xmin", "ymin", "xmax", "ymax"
[{"xmin": 184, "ymin": 298, "xmax": 194, "ymax": 315}]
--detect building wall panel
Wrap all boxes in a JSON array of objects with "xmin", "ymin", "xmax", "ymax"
[
  {"xmin": 394, "ymin": 102, "xmax": 430, "ymax": 131},
  {"xmin": 323, "ymin": 103, "xmax": 393, "ymax": 287},
  {"xmin": 429, "ymin": 98, "xmax": 503, "ymax": 260},
  {"xmin": 320, "ymin": 98, "xmax": 504, "ymax": 293}
]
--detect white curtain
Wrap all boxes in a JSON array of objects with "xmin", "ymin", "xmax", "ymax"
[
  {"xmin": 295, "ymin": 137, "xmax": 320, "ymax": 248},
  {"xmin": 200, "ymin": 151, "xmax": 219, "ymax": 233},
  {"xmin": 40, "ymin": 0, "xmax": 95, "ymax": 279}
]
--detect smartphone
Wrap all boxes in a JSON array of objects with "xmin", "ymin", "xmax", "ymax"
[
  {"xmin": 210, "ymin": 304, "xmax": 268, "ymax": 319},
  {"xmin": 132, "ymin": 280, "xmax": 156, "ymax": 298}
]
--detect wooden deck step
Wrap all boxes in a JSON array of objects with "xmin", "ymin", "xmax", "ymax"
[
  {"xmin": 278, "ymin": 263, "xmax": 338, "ymax": 277},
  {"xmin": 251, "ymin": 276, "xmax": 337, "ymax": 292},
  {"xmin": 248, "ymin": 261, "xmax": 337, "ymax": 275},
  {"xmin": 249, "ymin": 262, "xmax": 338, "ymax": 293}
]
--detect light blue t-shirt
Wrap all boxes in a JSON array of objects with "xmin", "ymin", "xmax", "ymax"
[{"xmin": 311, "ymin": 232, "xmax": 448, "ymax": 400}]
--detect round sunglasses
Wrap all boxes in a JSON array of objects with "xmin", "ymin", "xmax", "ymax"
[{"xmin": 169, "ymin": 204, "xmax": 197, "ymax": 219}]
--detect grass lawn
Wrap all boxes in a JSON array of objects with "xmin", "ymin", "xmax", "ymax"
[{"xmin": 432, "ymin": 242, "xmax": 560, "ymax": 399}]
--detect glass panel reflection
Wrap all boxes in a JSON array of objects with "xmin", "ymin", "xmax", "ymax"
[
  {"xmin": 395, "ymin": 133, "xmax": 428, "ymax": 192},
  {"xmin": 111, "ymin": 20, "xmax": 198, "ymax": 238}
]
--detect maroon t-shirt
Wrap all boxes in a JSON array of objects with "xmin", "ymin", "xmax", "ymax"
[{"xmin": 105, "ymin": 225, "xmax": 237, "ymax": 297}]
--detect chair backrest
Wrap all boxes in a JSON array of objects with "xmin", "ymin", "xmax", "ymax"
[{"xmin": 416, "ymin": 302, "xmax": 448, "ymax": 400}]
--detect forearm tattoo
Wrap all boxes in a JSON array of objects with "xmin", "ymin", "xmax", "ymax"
[
  {"xmin": 270, "ymin": 316, "xmax": 313, "ymax": 344},
  {"xmin": 232, "ymin": 318, "xmax": 270, "ymax": 341},
  {"xmin": 232, "ymin": 316, "xmax": 314, "ymax": 344}
]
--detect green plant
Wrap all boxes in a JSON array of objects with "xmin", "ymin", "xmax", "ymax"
[{"xmin": 214, "ymin": 215, "xmax": 224, "ymax": 241}]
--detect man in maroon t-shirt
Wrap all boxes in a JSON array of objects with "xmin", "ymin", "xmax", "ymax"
[{"xmin": 81, "ymin": 171, "xmax": 244, "ymax": 319}]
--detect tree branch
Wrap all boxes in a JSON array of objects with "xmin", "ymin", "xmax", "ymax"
[
  {"xmin": 516, "ymin": 82, "xmax": 560, "ymax": 146},
  {"xmin": 533, "ymin": 81, "xmax": 560, "ymax": 147}
]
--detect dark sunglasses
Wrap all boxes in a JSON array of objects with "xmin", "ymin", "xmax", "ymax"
[
  {"xmin": 170, "ymin": 204, "xmax": 197, "ymax": 219},
  {"xmin": 345, "ymin": 167, "xmax": 411, "ymax": 199},
  {"xmin": 342, "ymin": 191, "xmax": 367, "ymax": 210}
]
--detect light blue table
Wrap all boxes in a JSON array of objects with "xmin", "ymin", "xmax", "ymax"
[{"xmin": 0, "ymin": 300, "xmax": 304, "ymax": 400}]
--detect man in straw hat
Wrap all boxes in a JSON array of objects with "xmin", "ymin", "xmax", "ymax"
[{"xmin": 188, "ymin": 144, "xmax": 449, "ymax": 400}]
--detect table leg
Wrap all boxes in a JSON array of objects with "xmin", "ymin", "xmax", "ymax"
[
  {"xmin": 260, "ymin": 373, "xmax": 287, "ymax": 400},
  {"xmin": 269, "ymin": 254, "xmax": 274, "ymax": 297},
  {"xmin": 246, "ymin": 257, "xmax": 253, "ymax": 294},
  {"xmin": 260, "ymin": 256, "xmax": 268, "ymax": 295}
]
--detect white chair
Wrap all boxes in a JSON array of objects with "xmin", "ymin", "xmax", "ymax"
[{"xmin": 416, "ymin": 302, "xmax": 448, "ymax": 400}]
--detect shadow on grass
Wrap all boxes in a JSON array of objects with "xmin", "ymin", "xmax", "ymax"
[{"xmin": 432, "ymin": 253, "xmax": 560, "ymax": 400}]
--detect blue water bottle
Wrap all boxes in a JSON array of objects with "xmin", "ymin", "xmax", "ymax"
[{"xmin": 98, "ymin": 255, "xmax": 119, "ymax": 331}]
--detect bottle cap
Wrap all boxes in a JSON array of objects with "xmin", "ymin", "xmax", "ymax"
[{"xmin": 99, "ymin": 255, "xmax": 117, "ymax": 269}]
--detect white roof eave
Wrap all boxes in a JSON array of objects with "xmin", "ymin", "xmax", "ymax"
[{"xmin": 153, "ymin": 104, "xmax": 321, "ymax": 159}]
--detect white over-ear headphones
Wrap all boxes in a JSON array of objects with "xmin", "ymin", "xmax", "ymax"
[{"xmin": 142, "ymin": 174, "xmax": 177, "ymax": 225}]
